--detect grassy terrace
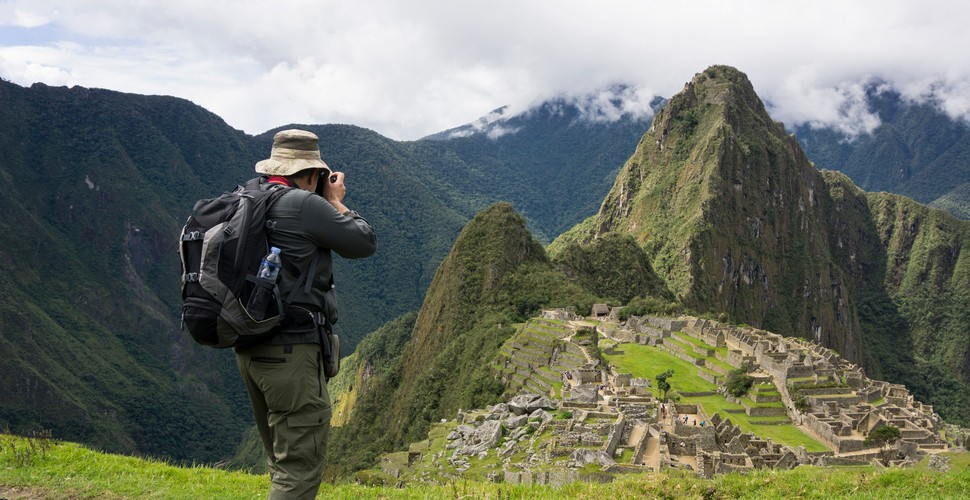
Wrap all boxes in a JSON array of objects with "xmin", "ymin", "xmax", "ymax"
[
  {"xmin": 604, "ymin": 342, "xmax": 716, "ymax": 393},
  {"xmin": 676, "ymin": 333, "xmax": 727, "ymax": 356},
  {"xmin": 603, "ymin": 343, "xmax": 830, "ymax": 453},
  {"xmin": 738, "ymin": 396, "xmax": 785, "ymax": 409},
  {"xmin": 669, "ymin": 334, "xmax": 734, "ymax": 372},
  {"xmin": 664, "ymin": 337, "xmax": 707, "ymax": 361}
]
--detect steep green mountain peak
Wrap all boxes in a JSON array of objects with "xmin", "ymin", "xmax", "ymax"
[
  {"xmin": 402, "ymin": 202, "xmax": 549, "ymax": 367},
  {"xmin": 582, "ymin": 65, "xmax": 847, "ymax": 347}
]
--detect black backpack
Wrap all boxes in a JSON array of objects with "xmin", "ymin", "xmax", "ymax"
[{"xmin": 178, "ymin": 177, "xmax": 291, "ymax": 348}]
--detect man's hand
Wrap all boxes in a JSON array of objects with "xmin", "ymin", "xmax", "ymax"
[{"xmin": 321, "ymin": 171, "xmax": 349, "ymax": 214}]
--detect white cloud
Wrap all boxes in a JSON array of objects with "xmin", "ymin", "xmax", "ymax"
[
  {"xmin": 1, "ymin": 0, "xmax": 970, "ymax": 140},
  {"xmin": 764, "ymin": 67, "xmax": 882, "ymax": 138},
  {"xmin": 565, "ymin": 85, "xmax": 657, "ymax": 124}
]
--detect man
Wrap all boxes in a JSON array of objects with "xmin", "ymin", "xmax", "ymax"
[{"xmin": 236, "ymin": 129, "xmax": 377, "ymax": 499}]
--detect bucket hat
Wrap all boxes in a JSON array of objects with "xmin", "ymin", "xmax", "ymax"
[{"xmin": 255, "ymin": 129, "xmax": 330, "ymax": 176}]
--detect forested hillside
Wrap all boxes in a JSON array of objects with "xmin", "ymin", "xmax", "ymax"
[
  {"xmin": 792, "ymin": 87, "xmax": 970, "ymax": 220},
  {"xmin": 0, "ymin": 78, "xmax": 644, "ymax": 462}
]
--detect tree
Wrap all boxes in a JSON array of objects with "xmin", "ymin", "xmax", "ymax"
[
  {"xmin": 656, "ymin": 369, "xmax": 674, "ymax": 403},
  {"xmin": 865, "ymin": 425, "xmax": 902, "ymax": 465},
  {"xmin": 725, "ymin": 363, "xmax": 755, "ymax": 398},
  {"xmin": 865, "ymin": 424, "xmax": 901, "ymax": 447}
]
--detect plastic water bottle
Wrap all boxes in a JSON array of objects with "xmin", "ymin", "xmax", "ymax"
[{"xmin": 247, "ymin": 247, "xmax": 282, "ymax": 320}]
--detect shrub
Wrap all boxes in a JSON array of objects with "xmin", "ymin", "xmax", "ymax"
[{"xmin": 725, "ymin": 364, "xmax": 755, "ymax": 398}]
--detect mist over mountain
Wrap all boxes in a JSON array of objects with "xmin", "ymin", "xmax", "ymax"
[
  {"xmin": 790, "ymin": 85, "xmax": 970, "ymax": 220},
  {"xmin": 422, "ymin": 86, "xmax": 654, "ymax": 240}
]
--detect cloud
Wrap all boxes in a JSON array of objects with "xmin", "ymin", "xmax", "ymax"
[
  {"xmin": 564, "ymin": 85, "xmax": 657, "ymax": 124},
  {"xmin": 897, "ymin": 77, "xmax": 970, "ymax": 124},
  {"xmin": 763, "ymin": 67, "xmax": 882, "ymax": 138},
  {"xmin": 1, "ymin": 0, "xmax": 970, "ymax": 140}
]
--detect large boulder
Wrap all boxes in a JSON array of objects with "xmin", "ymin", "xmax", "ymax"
[
  {"xmin": 460, "ymin": 420, "xmax": 502, "ymax": 455},
  {"xmin": 567, "ymin": 386, "xmax": 598, "ymax": 403},
  {"xmin": 567, "ymin": 449, "xmax": 614, "ymax": 468},
  {"xmin": 529, "ymin": 408, "xmax": 553, "ymax": 424},
  {"xmin": 508, "ymin": 394, "xmax": 541, "ymax": 415},
  {"xmin": 506, "ymin": 414, "xmax": 529, "ymax": 430},
  {"xmin": 527, "ymin": 396, "xmax": 558, "ymax": 413}
]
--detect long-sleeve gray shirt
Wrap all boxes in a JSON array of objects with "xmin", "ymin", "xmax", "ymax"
[{"xmin": 260, "ymin": 178, "xmax": 377, "ymax": 343}]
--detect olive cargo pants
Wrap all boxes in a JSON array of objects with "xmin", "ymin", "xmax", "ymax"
[{"xmin": 236, "ymin": 343, "xmax": 332, "ymax": 500}]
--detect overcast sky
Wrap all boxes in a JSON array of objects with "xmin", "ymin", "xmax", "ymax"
[{"xmin": 2, "ymin": 0, "xmax": 969, "ymax": 141}]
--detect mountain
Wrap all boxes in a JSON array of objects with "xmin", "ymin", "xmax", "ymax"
[
  {"xmin": 422, "ymin": 89, "xmax": 654, "ymax": 240},
  {"xmin": 0, "ymin": 80, "xmax": 257, "ymax": 461},
  {"xmin": 552, "ymin": 65, "xmax": 970, "ymax": 425},
  {"xmin": 791, "ymin": 87, "xmax": 970, "ymax": 220},
  {"xmin": 0, "ymin": 78, "xmax": 643, "ymax": 462},
  {"xmin": 326, "ymin": 203, "xmax": 595, "ymax": 476},
  {"xmin": 929, "ymin": 183, "xmax": 970, "ymax": 219},
  {"xmin": 0, "ymin": 81, "xmax": 479, "ymax": 461}
]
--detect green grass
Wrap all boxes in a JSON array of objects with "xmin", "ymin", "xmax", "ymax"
[
  {"xmin": 0, "ymin": 434, "xmax": 267, "ymax": 499},
  {"xmin": 604, "ymin": 343, "xmax": 717, "ymax": 394},
  {"xmin": 3, "ymin": 434, "xmax": 970, "ymax": 499},
  {"xmin": 604, "ymin": 343, "xmax": 829, "ymax": 453},
  {"xmin": 738, "ymin": 396, "xmax": 785, "ymax": 409},
  {"xmin": 677, "ymin": 333, "xmax": 719, "ymax": 353},
  {"xmin": 915, "ymin": 451, "xmax": 970, "ymax": 471},
  {"xmin": 682, "ymin": 396, "xmax": 827, "ymax": 453},
  {"xmin": 706, "ymin": 357, "xmax": 736, "ymax": 372},
  {"xmin": 664, "ymin": 337, "xmax": 706, "ymax": 361}
]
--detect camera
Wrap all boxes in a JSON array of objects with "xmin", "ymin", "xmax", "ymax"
[
  {"xmin": 319, "ymin": 170, "xmax": 337, "ymax": 183},
  {"xmin": 315, "ymin": 169, "xmax": 339, "ymax": 196}
]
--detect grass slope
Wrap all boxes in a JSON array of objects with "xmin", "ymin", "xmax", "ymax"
[{"xmin": 3, "ymin": 434, "xmax": 970, "ymax": 499}]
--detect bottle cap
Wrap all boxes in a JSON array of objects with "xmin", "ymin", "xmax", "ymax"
[{"xmin": 271, "ymin": 247, "xmax": 281, "ymax": 254}]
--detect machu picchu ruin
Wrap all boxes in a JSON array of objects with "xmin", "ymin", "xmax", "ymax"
[{"xmin": 369, "ymin": 307, "xmax": 954, "ymax": 485}]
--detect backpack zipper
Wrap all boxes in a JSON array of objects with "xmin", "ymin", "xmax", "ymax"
[{"xmin": 233, "ymin": 195, "xmax": 252, "ymax": 271}]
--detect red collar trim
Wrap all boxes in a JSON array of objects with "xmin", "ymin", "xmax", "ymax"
[{"xmin": 266, "ymin": 175, "xmax": 292, "ymax": 186}]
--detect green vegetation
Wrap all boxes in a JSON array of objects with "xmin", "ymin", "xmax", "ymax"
[
  {"xmin": 552, "ymin": 233, "xmax": 672, "ymax": 303},
  {"xmin": 616, "ymin": 296, "xmax": 683, "ymax": 320},
  {"xmin": 725, "ymin": 364, "xmax": 755, "ymax": 398},
  {"xmin": 865, "ymin": 425, "xmax": 901, "ymax": 447},
  {"xmin": 327, "ymin": 204, "xmax": 597, "ymax": 476},
  {"xmin": 916, "ymin": 451, "xmax": 970, "ymax": 471},
  {"xmin": 655, "ymin": 369, "xmax": 674, "ymax": 402},
  {"xmin": 3, "ymin": 433, "xmax": 970, "ymax": 499},
  {"xmin": 930, "ymin": 183, "xmax": 970, "ymax": 219}
]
